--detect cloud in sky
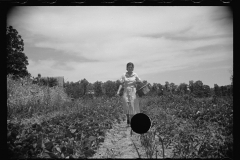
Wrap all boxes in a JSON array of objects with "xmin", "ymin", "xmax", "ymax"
[{"xmin": 7, "ymin": 6, "xmax": 233, "ymax": 87}]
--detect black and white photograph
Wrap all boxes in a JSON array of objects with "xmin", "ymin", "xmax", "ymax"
[{"xmin": 7, "ymin": 6, "xmax": 233, "ymax": 159}]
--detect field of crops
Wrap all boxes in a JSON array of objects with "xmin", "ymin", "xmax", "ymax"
[
  {"xmin": 7, "ymin": 76, "xmax": 233, "ymax": 159},
  {"xmin": 8, "ymin": 95, "xmax": 125, "ymax": 158},
  {"xmin": 139, "ymin": 95, "xmax": 233, "ymax": 159}
]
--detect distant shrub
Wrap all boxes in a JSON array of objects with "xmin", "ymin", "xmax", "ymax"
[{"xmin": 38, "ymin": 77, "xmax": 58, "ymax": 87}]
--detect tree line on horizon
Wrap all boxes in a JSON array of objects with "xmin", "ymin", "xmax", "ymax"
[{"xmin": 63, "ymin": 78, "xmax": 233, "ymax": 100}]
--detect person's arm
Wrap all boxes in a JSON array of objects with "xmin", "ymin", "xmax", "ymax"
[
  {"xmin": 117, "ymin": 84, "xmax": 122, "ymax": 95},
  {"xmin": 117, "ymin": 75, "xmax": 124, "ymax": 95},
  {"xmin": 135, "ymin": 74, "xmax": 143, "ymax": 87}
]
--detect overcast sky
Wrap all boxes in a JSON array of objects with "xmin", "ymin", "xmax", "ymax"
[{"xmin": 7, "ymin": 6, "xmax": 233, "ymax": 87}]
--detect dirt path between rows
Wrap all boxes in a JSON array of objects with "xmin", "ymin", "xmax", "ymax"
[{"xmin": 90, "ymin": 117, "xmax": 173, "ymax": 159}]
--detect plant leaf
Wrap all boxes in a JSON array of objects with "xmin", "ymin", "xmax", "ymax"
[
  {"xmin": 70, "ymin": 129, "xmax": 76, "ymax": 133},
  {"xmin": 42, "ymin": 152, "xmax": 51, "ymax": 158}
]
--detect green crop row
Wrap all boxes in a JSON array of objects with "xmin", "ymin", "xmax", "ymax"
[
  {"xmin": 7, "ymin": 96, "xmax": 124, "ymax": 159},
  {"xmin": 136, "ymin": 95, "xmax": 233, "ymax": 159}
]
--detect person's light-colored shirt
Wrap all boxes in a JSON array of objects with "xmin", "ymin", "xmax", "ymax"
[{"xmin": 119, "ymin": 72, "xmax": 141, "ymax": 89}]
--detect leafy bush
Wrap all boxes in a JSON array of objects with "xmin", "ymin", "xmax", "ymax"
[
  {"xmin": 93, "ymin": 81, "xmax": 103, "ymax": 97},
  {"xmin": 39, "ymin": 77, "xmax": 58, "ymax": 87},
  {"xmin": 102, "ymin": 81, "xmax": 117, "ymax": 98}
]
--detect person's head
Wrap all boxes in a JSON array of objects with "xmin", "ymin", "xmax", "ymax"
[{"xmin": 126, "ymin": 62, "xmax": 134, "ymax": 72}]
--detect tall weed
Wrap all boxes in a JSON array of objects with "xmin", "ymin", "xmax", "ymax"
[{"xmin": 7, "ymin": 74, "xmax": 71, "ymax": 120}]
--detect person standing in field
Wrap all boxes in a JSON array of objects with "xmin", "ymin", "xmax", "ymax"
[{"xmin": 116, "ymin": 62, "xmax": 143, "ymax": 126}]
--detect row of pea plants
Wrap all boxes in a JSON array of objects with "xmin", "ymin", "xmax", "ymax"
[
  {"xmin": 7, "ymin": 96, "xmax": 124, "ymax": 159},
  {"xmin": 135, "ymin": 95, "xmax": 233, "ymax": 159}
]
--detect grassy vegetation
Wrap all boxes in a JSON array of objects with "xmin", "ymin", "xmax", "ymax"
[
  {"xmin": 7, "ymin": 74, "xmax": 71, "ymax": 120},
  {"xmin": 7, "ymin": 75, "xmax": 233, "ymax": 159}
]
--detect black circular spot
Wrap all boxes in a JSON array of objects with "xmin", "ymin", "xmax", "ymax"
[{"xmin": 131, "ymin": 113, "xmax": 151, "ymax": 134}]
